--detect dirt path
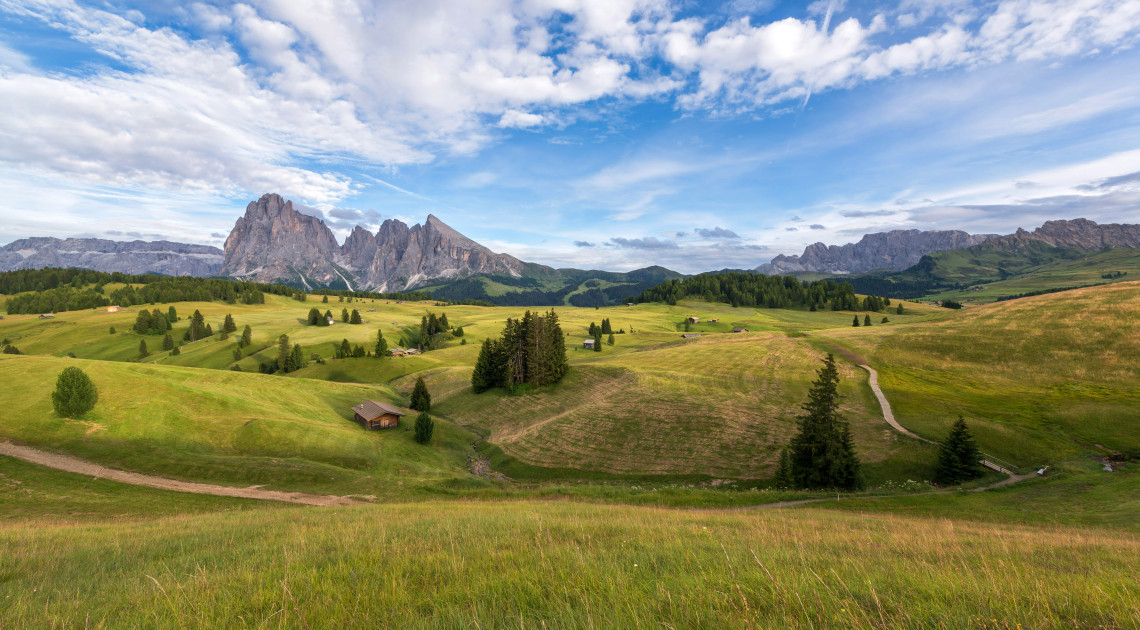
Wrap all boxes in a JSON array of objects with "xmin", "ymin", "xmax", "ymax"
[
  {"xmin": 860, "ymin": 365, "xmax": 936, "ymax": 444},
  {"xmin": 0, "ymin": 440, "xmax": 362, "ymax": 506}
]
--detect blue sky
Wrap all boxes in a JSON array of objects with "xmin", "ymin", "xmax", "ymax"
[{"xmin": 1, "ymin": 0, "xmax": 1139, "ymax": 272}]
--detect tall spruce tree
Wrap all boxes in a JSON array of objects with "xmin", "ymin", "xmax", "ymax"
[
  {"xmin": 223, "ymin": 314, "xmax": 237, "ymax": 334},
  {"xmin": 287, "ymin": 343, "xmax": 304, "ymax": 372},
  {"xmin": 51, "ymin": 366, "xmax": 98, "ymax": 417},
  {"xmin": 864, "ymin": 314, "xmax": 872, "ymax": 326},
  {"xmin": 852, "ymin": 315, "xmax": 860, "ymax": 327},
  {"xmin": 240, "ymin": 325, "xmax": 252, "ymax": 348},
  {"xmin": 936, "ymin": 416, "xmax": 984, "ymax": 485},
  {"xmin": 162, "ymin": 333, "xmax": 174, "ymax": 351},
  {"xmin": 773, "ymin": 447, "xmax": 793, "ymax": 489},
  {"xmin": 472, "ymin": 339, "xmax": 496, "ymax": 392},
  {"xmin": 350, "ymin": 309, "xmax": 362, "ymax": 324},
  {"xmin": 409, "ymin": 377, "xmax": 431, "ymax": 412},
  {"xmin": 375, "ymin": 329, "xmax": 388, "ymax": 357},
  {"xmin": 787, "ymin": 354, "xmax": 862, "ymax": 490},
  {"xmin": 414, "ymin": 411, "xmax": 434, "ymax": 444},
  {"xmin": 341, "ymin": 308, "xmax": 349, "ymax": 323},
  {"xmin": 307, "ymin": 308, "xmax": 322, "ymax": 326},
  {"xmin": 138, "ymin": 339, "xmax": 148, "ymax": 357},
  {"xmin": 593, "ymin": 330, "xmax": 602, "ymax": 352},
  {"xmin": 276, "ymin": 334, "xmax": 290, "ymax": 372}
]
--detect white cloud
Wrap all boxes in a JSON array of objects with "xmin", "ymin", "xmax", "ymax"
[{"xmin": 498, "ymin": 110, "xmax": 547, "ymax": 128}]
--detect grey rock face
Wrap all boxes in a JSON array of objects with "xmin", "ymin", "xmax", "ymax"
[
  {"xmin": 220, "ymin": 193, "xmax": 344, "ymax": 288},
  {"xmin": 0, "ymin": 237, "xmax": 223, "ymax": 276},
  {"xmin": 220, "ymin": 193, "xmax": 525, "ymax": 291},
  {"xmin": 983, "ymin": 218, "xmax": 1140, "ymax": 251},
  {"xmin": 757, "ymin": 229, "xmax": 996, "ymax": 274}
]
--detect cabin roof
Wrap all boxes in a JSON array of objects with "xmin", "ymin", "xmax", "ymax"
[
  {"xmin": 682, "ymin": 333, "xmax": 701, "ymax": 338},
  {"xmin": 352, "ymin": 400, "xmax": 407, "ymax": 421}
]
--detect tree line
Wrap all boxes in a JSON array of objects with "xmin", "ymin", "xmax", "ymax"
[{"xmin": 633, "ymin": 272, "xmax": 891, "ymax": 311}]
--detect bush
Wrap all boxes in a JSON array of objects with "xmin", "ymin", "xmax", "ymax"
[
  {"xmin": 414, "ymin": 412, "xmax": 434, "ymax": 444},
  {"xmin": 941, "ymin": 299, "xmax": 963, "ymax": 309},
  {"xmin": 51, "ymin": 366, "xmax": 98, "ymax": 417}
]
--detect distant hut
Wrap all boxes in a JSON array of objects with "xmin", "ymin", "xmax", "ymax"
[
  {"xmin": 38, "ymin": 313, "xmax": 55, "ymax": 319},
  {"xmin": 389, "ymin": 348, "xmax": 406, "ymax": 357},
  {"xmin": 404, "ymin": 348, "xmax": 421, "ymax": 355},
  {"xmin": 687, "ymin": 316, "xmax": 700, "ymax": 324},
  {"xmin": 681, "ymin": 333, "xmax": 701, "ymax": 339},
  {"xmin": 327, "ymin": 317, "xmax": 336, "ymax": 325},
  {"xmin": 583, "ymin": 339, "xmax": 596, "ymax": 349},
  {"xmin": 732, "ymin": 327, "xmax": 748, "ymax": 333},
  {"xmin": 708, "ymin": 318, "xmax": 719, "ymax": 322},
  {"xmin": 106, "ymin": 305, "xmax": 121, "ymax": 313},
  {"xmin": 351, "ymin": 401, "xmax": 407, "ymax": 430}
]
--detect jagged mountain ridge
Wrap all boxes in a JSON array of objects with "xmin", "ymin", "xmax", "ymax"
[
  {"xmin": 220, "ymin": 193, "xmax": 530, "ymax": 291},
  {"xmin": 979, "ymin": 218, "xmax": 1140, "ymax": 251},
  {"xmin": 757, "ymin": 229, "xmax": 997, "ymax": 275},
  {"xmin": 0, "ymin": 237, "xmax": 223, "ymax": 276}
]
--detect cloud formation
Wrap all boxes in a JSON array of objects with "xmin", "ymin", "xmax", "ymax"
[
  {"xmin": 610, "ymin": 236, "xmax": 680, "ymax": 249},
  {"xmin": 694, "ymin": 227, "xmax": 741, "ymax": 239}
]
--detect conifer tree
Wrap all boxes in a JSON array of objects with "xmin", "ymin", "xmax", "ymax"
[
  {"xmin": 133, "ymin": 309, "xmax": 153, "ymax": 334},
  {"xmin": 414, "ymin": 411, "xmax": 434, "ymax": 444},
  {"xmin": 233, "ymin": 346, "xmax": 242, "ymax": 361},
  {"xmin": 51, "ymin": 366, "xmax": 97, "ymax": 417},
  {"xmin": 205, "ymin": 323, "xmax": 213, "ymax": 336},
  {"xmin": 288, "ymin": 343, "xmax": 304, "ymax": 372},
  {"xmin": 439, "ymin": 313, "xmax": 449, "ymax": 330},
  {"xmin": 223, "ymin": 314, "xmax": 237, "ymax": 334},
  {"xmin": 276, "ymin": 334, "xmax": 290, "ymax": 372},
  {"xmin": 601, "ymin": 318, "xmax": 612, "ymax": 335},
  {"xmin": 341, "ymin": 308, "xmax": 349, "ymax": 323},
  {"xmin": 138, "ymin": 339, "xmax": 148, "ymax": 357},
  {"xmin": 162, "ymin": 333, "xmax": 173, "ymax": 351},
  {"xmin": 472, "ymin": 339, "xmax": 496, "ymax": 392},
  {"xmin": 454, "ymin": 326, "xmax": 464, "ymax": 337},
  {"xmin": 881, "ymin": 317, "xmax": 889, "ymax": 324},
  {"xmin": 787, "ymin": 354, "xmax": 862, "ymax": 490},
  {"xmin": 936, "ymin": 416, "xmax": 984, "ymax": 485},
  {"xmin": 322, "ymin": 295, "xmax": 329, "ymax": 303},
  {"xmin": 307, "ymin": 307, "xmax": 321, "ymax": 325},
  {"xmin": 167, "ymin": 305, "xmax": 178, "ymax": 322},
  {"xmin": 852, "ymin": 315, "xmax": 860, "ymax": 327},
  {"xmin": 350, "ymin": 309, "xmax": 362, "ymax": 324},
  {"xmin": 109, "ymin": 326, "xmax": 116, "ymax": 335},
  {"xmin": 773, "ymin": 447, "xmax": 793, "ymax": 489},
  {"xmin": 375, "ymin": 329, "xmax": 388, "ymax": 357},
  {"xmin": 608, "ymin": 333, "xmax": 615, "ymax": 346},
  {"xmin": 593, "ymin": 330, "xmax": 602, "ymax": 352},
  {"xmin": 171, "ymin": 346, "xmax": 180, "ymax": 356},
  {"xmin": 340, "ymin": 338, "xmax": 351, "ymax": 359},
  {"xmin": 410, "ymin": 377, "xmax": 431, "ymax": 412},
  {"xmin": 896, "ymin": 303, "xmax": 905, "ymax": 315},
  {"xmin": 240, "ymin": 325, "xmax": 252, "ymax": 348},
  {"xmin": 324, "ymin": 310, "xmax": 333, "ymax": 323},
  {"xmin": 864, "ymin": 314, "xmax": 872, "ymax": 326}
]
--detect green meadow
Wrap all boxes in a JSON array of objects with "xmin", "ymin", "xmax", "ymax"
[{"xmin": 1, "ymin": 281, "xmax": 1138, "ymax": 627}]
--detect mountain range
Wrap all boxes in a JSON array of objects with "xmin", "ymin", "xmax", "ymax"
[{"xmin": 2, "ymin": 192, "xmax": 1138, "ymax": 304}]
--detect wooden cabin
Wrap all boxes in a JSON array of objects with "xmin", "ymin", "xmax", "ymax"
[
  {"xmin": 106, "ymin": 305, "xmax": 121, "ymax": 313},
  {"xmin": 583, "ymin": 339, "xmax": 596, "ymax": 349},
  {"xmin": 687, "ymin": 316, "xmax": 700, "ymax": 324},
  {"xmin": 681, "ymin": 333, "xmax": 701, "ymax": 339},
  {"xmin": 351, "ymin": 401, "xmax": 407, "ymax": 430},
  {"xmin": 732, "ymin": 327, "xmax": 749, "ymax": 333},
  {"xmin": 38, "ymin": 313, "xmax": 55, "ymax": 319}
]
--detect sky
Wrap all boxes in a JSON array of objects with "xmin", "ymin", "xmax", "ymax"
[{"xmin": 1, "ymin": 0, "xmax": 1139, "ymax": 273}]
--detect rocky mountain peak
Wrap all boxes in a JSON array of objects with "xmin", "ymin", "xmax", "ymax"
[{"xmin": 758, "ymin": 228, "xmax": 995, "ymax": 275}]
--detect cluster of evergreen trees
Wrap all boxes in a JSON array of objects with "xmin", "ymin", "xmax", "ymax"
[
  {"xmin": 0, "ymin": 269, "xmax": 296, "ymax": 314},
  {"xmin": 133, "ymin": 306, "xmax": 176, "ymax": 335},
  {"xmin": 333, "ymin": 339, "xmax": 368, "ymax": 359},
  {"xmin": 472, "ymin": 310, "xmax": 569, "ymax": 392},
  {"xmin": 634, "ymin": 272, "xmax": 890, "ymax": 311}
]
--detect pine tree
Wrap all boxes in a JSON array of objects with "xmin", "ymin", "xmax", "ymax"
[
  {"xmin": 138, "ymin": 339, "xmax": 148, "ymax": 357},
  {"xmin": 162, "ymin": 333, "xmax": 174, "ymax": 351},
  {"xmin": 864, "ymin": 314, "xmax": 872, "ymax": 326},
  {"xmin": 881, "ymin": 317, "xmax": 889, "ymax": 324},
  {"xmin": 341, "ymin": 308, "xmax": 349, "ymax": 323},
  {"xmin": 233, "ymin": 346, "xmax": 242, "ymax": 362},
  {"xmin": 205, "ymin": 323, "xmax": 213, "ymax": 337},
  {"xmin": 375, "ymin": 329, "xmax": 388, "ymax": 357},
  {"xmin": 322, "ymin": 295, "xmax": 329, "ymax": 303},
  {"xmin": 472, "ymin": 339, "xmax": 496, "ymax": 393},
  {"xmin": 787, "ymin": 354, "xmax": 862, "ymax": 490},
  {"xmin": 608, "ymin": 333, "xmax": 615, "ymax": 346},
  {"xmin": 338, "ymin": 339, "xmax": 351, "ymax": 359},
  {"xmin": 439, "ymin": 313, "xmax": 449, "ymax": 330},
  {"xmin": 307, "ymin": 308, "xmax": 322, "ymax": 325},
  {"xmin": 276, "ymin": 334, "xmax": 290, "ymax": 372},
  {"xmin": 809, "ymin": 303, "xmax": 817, "ymax": 312},
  {"xmin": 593, "ymin": 330, "xmax": 602, "ymax": 352},
  {"xmin": 171, "ymin": 346, "xmax": 180, "ymax": 356},
  {"xmin": 936, "ymin": 416, "xmax": 984, "ymax": 485},
  {"xmin": 288, "ymin": 343, "xmax": 304, "ymax": 372},
  {"xmin": 190, "ymin": 309, "xmax": 206, "ymax": 341},
  {"xmin": 109, "ymin": 326, "xmax": 116, "ymax": 334},
  {"xmin": 601, "ymin": 318, "xmax": 612, "ymax": 335},
  {"xmin": 51, "ymin": 366, "xmax": 98, "ymax": 417},
  {"xmin": 852, "ymin": 315, "xmax": 860, "ymax": 327},
  {"xmin": 454, "ymin": 326, "xmax": 464, "ymax": 337},
  {"xmin": 414, "ymin": 411, "xmax": 434, "ymax": 444},
  {"xmin": 324, "ymin": 310, "xmax": 333, "ymax": 323},
  {"xmin": 410, "ymin": 377, "xmax": 431, "ymax": 412},
  {"xmin": 134, "ymin": 309, "xmax": 153, "ymax": 334},
  {"xmin": 896, "ymin": 303, "xmax": 905, "ymax": 315},
  {"xmin": 350, "ymin": 309, "xmax": 362, "ymax": 324},
  {"xmin": 167, "ymin": 305, "xmax": 178, "ymax": 322},
  {"xmin": 773, "ymin": 447, "xmax": 793, "ymax": 489},
  {"xmin": 223, "ymin": 314, "xmax": 237, "ymax": 334},
  {"xmin": 240, "ymin": 325, "xmax": 252, "ymax": 348}
]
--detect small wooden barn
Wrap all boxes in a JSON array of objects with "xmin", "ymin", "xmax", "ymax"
[
  {"xmin": 106, "ymin": 305, "xmax": 121, "ymax": 313},
  {"xmin": 583, "ymin": 339, "xmax": 596, "ymax": 349},
  {"xmin": 681, "ymin": 333, "xmax": 701, "ymax": 339},
  {"xmin": 351, "ymin": 400, "xmax": 407, "ymax": 430},
  {"xmin": 732, "ymin": 327, "xmax": 749, "ymax": 333},
  {"xmin": 687, "ymin": 316, "xmax": 700, "ymax": 324}
]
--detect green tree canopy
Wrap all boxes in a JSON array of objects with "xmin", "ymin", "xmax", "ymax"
[
  {"xmin": 787, "ymin": 354, "xmax": 862, "ymax": 490},
  {"xmin": 410, "ymin": 377, "xmax": 431, "ymax": 412},
  {"xmin": 414, "ymin": 411, "xmax": 434, "ymax": 444},
  {"xmin": 936, "ymin": 416, "xmax": 985, "ymax": 485},
  {"xmin": 51, "ymin": 366, "xmax": 98, "ymax": 417}
]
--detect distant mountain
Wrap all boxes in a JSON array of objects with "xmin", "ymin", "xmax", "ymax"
[
  {"xmin": 979, "ymin": 218, "xmax": 1140, "ymax": 251},
  {"xmin": 757, "ymin": 229, "xmax": 996, "ymax": 275},
  {"xmin": 0, "ymin": 237, "xmax": 223, "ymax": 276},
  {"xmin": 221, "ymin": 193, "xmax": 529, "ymax": 291}
]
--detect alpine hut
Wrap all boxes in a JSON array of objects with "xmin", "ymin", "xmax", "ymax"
[{"xmin": 351, "ymin": 401, "xmax": 407, "ymax": 430}]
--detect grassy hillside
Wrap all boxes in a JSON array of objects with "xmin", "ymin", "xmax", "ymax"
[
  {"xmin": 817, "ymin": 281, "xmax": 1140, "ymax": 466},
  {"xmin": 0, "ymin": 354, "xmax": 477, "ymax": 497},
  {"xmin": 2, "ymin": 497, "xmax": 1137, "ymax": 628}
]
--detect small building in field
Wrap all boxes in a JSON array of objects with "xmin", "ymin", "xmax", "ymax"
[
  {"xmin": 106, "ymin": 305, "xmax": 121, "ymax": 313},
  {"xmin": 681, "ymin": 333, "xmax": 701, "ymax": 339},
  {"xmin": 583, "ymin": 339, "xmax": 596, "ymax": 349},
  {"xmin": 326, "ymin": 317, "xmax": 336, "ymax": 325},
  {"xmin": 38, "ymin": 313, "xmax": 55, "ymax": 319},
  {"xmin": 389, "ymin": 348, "xmax": 405, "ymax": 356},
  {"xmin": 732, "ymin": 327, "xmax": 748, "ymax": 333},
  {"xmin": 351, "ymin": 400, "xmax": 407, "ymax": 430},
  {"xmin": 687, "ymin": 316, "xmax": 700, "ymax": 324},
  {"xmin": 626, "ymin": 303, "xmax": 635, "ymax": 307},
  {"xmin": 404, "ymin": 348, "xmax": 421, "ymax": 355},
  {"xmin": 708, "ymin": 318, "xmax": 719, "ymax": 322}
]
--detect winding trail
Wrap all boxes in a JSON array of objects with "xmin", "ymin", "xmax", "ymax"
[
  {"xmin": 860, "ymin": 365, "xmax": 936, "ymax": 444},
  {"xmin": 0, "ymin": 440, "xmax": 362, "ymax": 506}
]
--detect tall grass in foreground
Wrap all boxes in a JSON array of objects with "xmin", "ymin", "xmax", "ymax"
[{"xmin": 2, "ymin": 502, "xmax": 1137, "ymax": 628}]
